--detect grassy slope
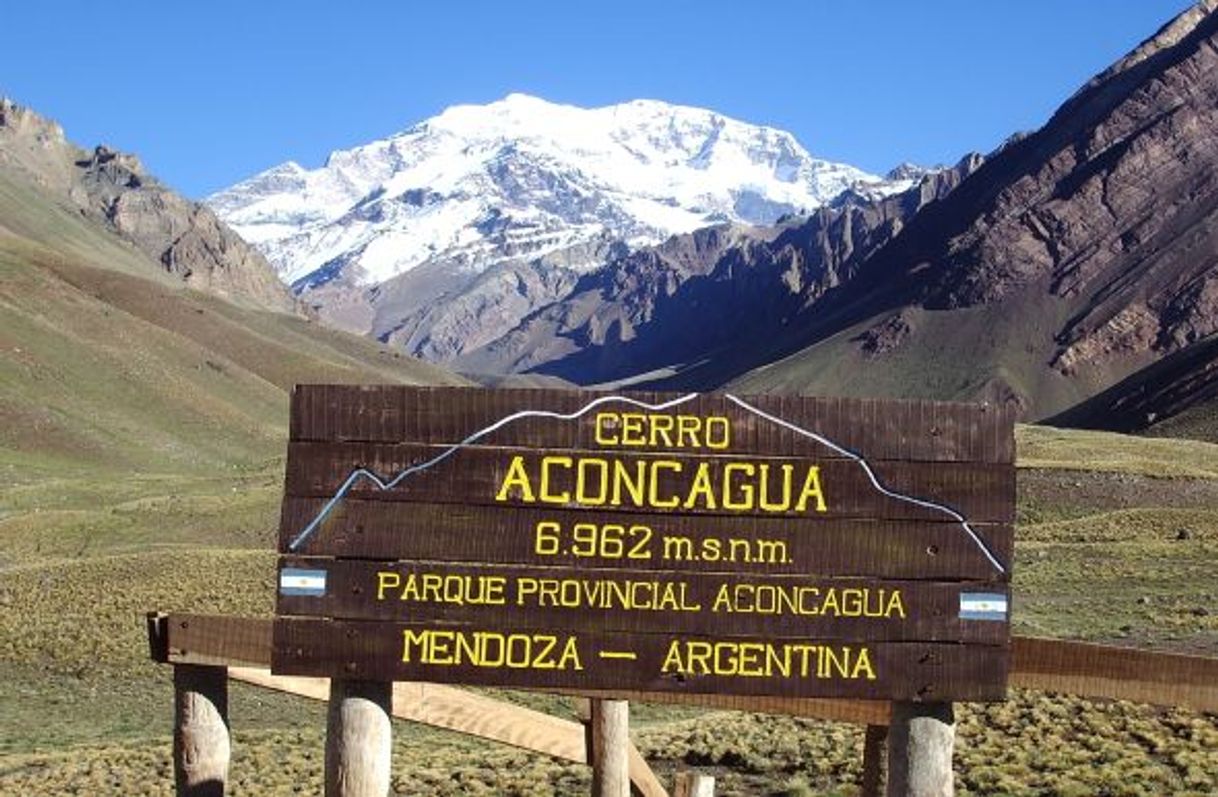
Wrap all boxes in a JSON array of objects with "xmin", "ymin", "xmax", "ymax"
[
  {"xmin": 727, "ymin": 300, "xmax": 1079, "ymax": 418},
  {"xmin": 0, "ymin": 234, "xmax": 462, "ymax": 476},
  {"xmin": 0, "ymin": 173, "xmax": 1214, "ymax": 794},
  {"xmin": 1, "ymin": 422, "xmax": 1215, "ymax": 794},
  {"xmin": 722, "ymin": 288, "xmax": 1171, "ymax": 427},
  {"xmin": 1149, "ymin": 397, "xmax": 1218, "ymax": 443},
  {"xmin": 1016, "ymin": 424, "xmax": 1218, "ymax": 478}
]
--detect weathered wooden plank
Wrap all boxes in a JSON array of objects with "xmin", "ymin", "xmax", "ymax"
[
  {"xmin": 556, "ymin": 687, "xmax": 892, "ymax": 726},
  {"xmin": 155, "ymin": 615, "xmax": 887, "ymax": 725},
  {"xmin": 228, "ymin": 667, "xmax": 668, "ymax": 797},
  {"xmin": 288, "ymin": 386, "xmax": 1015, "ymax": 465},
  {"xmin": 272, "ymin": 618, "xmax": 1009, "ymax": 702},
  {"xmin": 279, "ymin": 498, "xmax": 1014, "ymax": 579},
  {"xmin": 283, "ymin": 441, "xmax": 1016, "ymax": 524},
  {"xmin": 157, "ymin": 615, "xmax": 887, "ymax": 724},
  {"xmin": 275, "ymin": 558, "xmax": 1010, "ymax": 644},
  {"xmin": 1011, "ymin": 636, "xmax": 1218, "ymax": 713},
  {"xmin": 155, "ymin": 616, "xmax": 1218, "ymax": 716},
  {"xmin": 164, "ymin": 614, "xmax": 273, "ymax": 668}
]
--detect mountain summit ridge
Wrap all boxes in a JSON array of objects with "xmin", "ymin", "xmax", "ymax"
[
  {"xmin": 0, "ymin": 97, "xmax": 296, "ymax": 313},
  {"xmin": 454, "ymin": 0, "xmax": 1218, "ymax": 438},
  {"xmin": 207, "ymin": 94, "xmax": 915, "ymax": 360},
  {"xmin": 211, "ymin": 93, "xmax": 910, "ymax": 286}
]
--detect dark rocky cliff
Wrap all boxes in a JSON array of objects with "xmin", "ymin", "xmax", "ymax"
[{"xmin": 0, "ymin": 98, "xmax": 295, "ymax": 313}]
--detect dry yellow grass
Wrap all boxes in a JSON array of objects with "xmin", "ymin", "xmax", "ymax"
[
  {"xmin": 1017, "ymin": 424, "xmax": 1218, "ymax": 478},
  {"xmin": 3, "ymin": 412, "xmax": 1218, "ymax": 794}
]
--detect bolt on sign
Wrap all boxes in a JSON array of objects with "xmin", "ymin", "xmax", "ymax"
[{"xmin": 272, "ymin": 386, "xmax": 1015, "ymax": 702}]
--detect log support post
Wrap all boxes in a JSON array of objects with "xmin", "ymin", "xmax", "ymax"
[
  {"xmin": 173, "ymin": 664, "xmax": 230, "ymax": 797},
  {"xmin": 674, "ymin": 769, "xmax": 716, "ymax": 796},
  {"xmin": 325, "ymin": 679, "xmax": 393, "ymax": 797},
  {"xmin": 590, "ymin": 698, "xmax": 630, "ymax": 797},
  {"xmin": 886, "ymin": 702, "xmax": 954, "ymax": 797},
  {"xmin": 861, "ymin": 723, "xmax": 889, "ymax": 797}
]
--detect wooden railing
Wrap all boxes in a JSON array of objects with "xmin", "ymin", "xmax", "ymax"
[{"xmin": 147, "ymin": 612, "xmax": 1218, "ymax": 796}]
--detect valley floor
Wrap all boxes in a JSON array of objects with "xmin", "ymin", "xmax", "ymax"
[{"xmin": 0, "ymin": 428, "xmax": 1216, "ymax": 796}]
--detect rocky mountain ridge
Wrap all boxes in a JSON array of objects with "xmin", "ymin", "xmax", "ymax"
[
  {"xmin": 0, "ymin": 98, "xmax": 295, "ymax": 313},
  {"xmin": 719, "ymin": 0, "xmax": 1218, "ymax": 430},
  {"xmin": 452, "ymin": 154, "xmax": 982, "ymax": 382},
  {"xmin": 209, "ymin": 94, "xmax": 917, "ymax": 359},
  {"xmin": 457, "ymin": 0, "xmax": 1218, "ymax": 437}
]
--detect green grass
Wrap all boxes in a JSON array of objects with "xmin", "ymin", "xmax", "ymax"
[
  {"xmin": 1, "ymin": 693, "xmax": 1213, "ymax": 796},
  {"xmin": 729, "ymin": 296, "xmax": 1092, "ymax": 421},
  {"xmin": 2, "ymin": 193, "xmax": 1217, "ymax": 795},
  {"xmin": 1017, "ymin": 424, "xmax": 1218, "ymax": 478},
  {"xmin": 0, "ymin": 236, "xmax": 464, "ymax": 478},
  {"xmin": 1, "ymin": 426, "xmax": 1217, "ymax": 794}
]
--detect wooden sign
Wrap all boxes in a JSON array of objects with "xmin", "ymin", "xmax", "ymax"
[{"xmin": 272, "ymin": 386, "xmax": 1015, "ymax": 702}]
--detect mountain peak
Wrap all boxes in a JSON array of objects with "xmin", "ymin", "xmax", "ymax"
[
  {"xmin": 0, "ymin": 97, "xmax": 296, "ymax": 314},
  {"xmin": 208, "ymin": 94, "xmax": 912, "ymax": 363},
  {"xmin": 499, "ymin": 91, "xmax": 555, "ymax": 106},
  {"xmin": 211, "ymin": 94, "xmax": 904, "ymax": 286}
]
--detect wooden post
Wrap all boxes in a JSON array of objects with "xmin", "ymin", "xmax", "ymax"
[
  {"xmin": 173, "ymin": 664, "xmax": 229, "ymax": 797},
  {"xmin": 861, "ymin": 724, "xmax": 889, "ymax": 797},
  {"xmin": 590, "ymin": 699, "xmax": 630, "ymax": 797},
  {"xmin": 325, "ymin": 679, "xmax": 393, "ymax": 797},
  {"xmin": 886, "ymin": 702, "xmax": 954, "ymax": 797},
  {"xmin": 674, "ymin": 769, "xmax": 716, "ymax": 796}
]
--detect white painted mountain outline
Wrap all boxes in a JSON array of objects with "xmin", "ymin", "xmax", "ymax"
[{"xmin": 287, "ymin": 392, "xmax": 1006, "ymax": 575}]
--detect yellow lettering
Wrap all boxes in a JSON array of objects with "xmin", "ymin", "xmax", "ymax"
[
  {"xmin": 683, "ymin": 463, "xmax": 717, "ymax": 509},
  {"xmin": 705, "ymin": 416, "xmax": 731, "ymax": 449},
  {"xmin": 723, "ymin": 462, "xmax": 756, "ymax": 510},
  {"xmin": 795, "ymin": 466, "xmax": 828, "ymax": 513},
  {"xmin": 887, "ymin": 591, "xmax": 906, "ymax": 619},
  {"xmin": 821, "ymin": 588, "xmax": 839, "ymax": 616},
  {"xmin": 495, "ymin": 455, "xmax": 535, "ymax": 502},
  {"xmin": 736, "ymin": 642, "xmax": 763, "ymax": 676},
  {"xmin": 495, "ymin": 454, "xmax": 832, "ymax": 514},
  {"xmin": 594, "ymin": 412, "xmax": 619, "ymax": 446},
  {"xmin": 620, "ymin": 413, "xmax": 646, "ymax": 446},
  {"xmin": 661, "ymin": 640, "xmax": 684, "ymax": 673},
  {"xmin": 648, "ymin": 460, "xmax": 682, "ymax": 508},
  {"xmin": 428, "ymin": 630, "xmax": 455, "ymax": 664},
  {"xmin": 575, "ymin": 458, "xmax": 609, "ymax": 505},
  {"xmin": 656, "ymin": 639, "xmax": 874, "ymax": 679},
  {"xmin": 557, "ymin": 636, "xmax": 583, "ymax": 670},
  {"xmin": 757, "ymin": 463, "xmax": 794, "ymax": 512},
  {"xmin": 611, "ymin": 459, "xmax": 646, "ymax": 506},
  {"xmin": 376, "ymin": 571, "xmax": 400, "ymax": 600},
  {"xmin": 649, "ymin": 414, "xmax": 675, "ymax": 447},
  {"xmin": 540, "ymin": 456, "xmax": 573, "ymax": 503},
  {"xmin": 401, "ymin": 629, "xmax": 428, "ymax": 662},
  {"xmin": 676, "ymin": 415, "xmax": 702, "ymax": 447},
  {"xmin": 686, "ymin": 641, "xmax": 713, "ymax": 674},
  {"xmin": 853, "ymin": 647, "xmax": 876, "ymax": 680}
]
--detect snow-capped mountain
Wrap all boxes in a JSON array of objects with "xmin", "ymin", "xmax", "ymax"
[{"xmin": 208, "ymin": 94, "xmax": 915, "ymax": 362}]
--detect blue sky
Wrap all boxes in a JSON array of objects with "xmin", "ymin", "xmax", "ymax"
[{"xmin": 1, "ymin": 1, "xmax": 1194, "ymax": 198}]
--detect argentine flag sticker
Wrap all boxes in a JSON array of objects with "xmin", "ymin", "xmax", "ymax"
[
  {"xmin": 280, "ymin": 568, "xmax": 328, "ymax": 598},
  {"xmin": 959, "ymin": 592, "xmax": 1008, "ymax": 621}
]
